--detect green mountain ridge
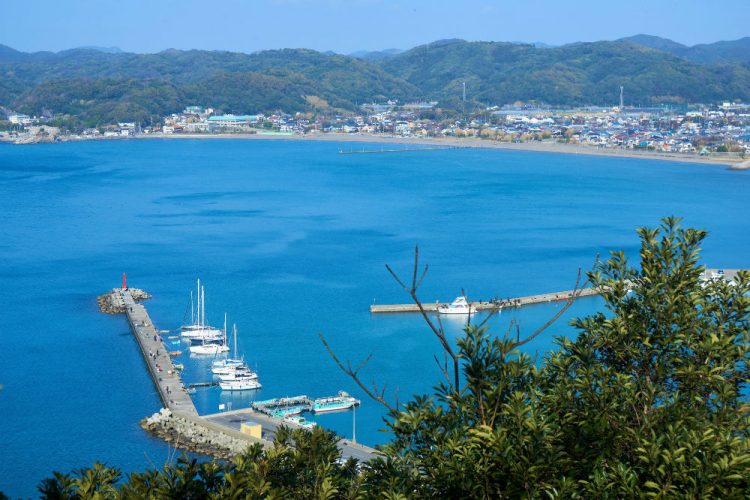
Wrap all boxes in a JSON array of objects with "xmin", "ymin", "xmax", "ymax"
[{"xmin": 1, "ymin": 36, "xmax": 748, "ymax": 127}]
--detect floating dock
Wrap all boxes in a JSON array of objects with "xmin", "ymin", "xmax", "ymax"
[{"xmin": 122, "ymin": 289, "xmax": 199, "ymax": 416}]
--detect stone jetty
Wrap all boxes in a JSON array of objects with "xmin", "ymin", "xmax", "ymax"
[{"xmin": 97, "ymin": 287, "xmax": 150, "ymax": 314}]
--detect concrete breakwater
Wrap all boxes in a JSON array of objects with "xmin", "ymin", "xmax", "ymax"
[
  {"xmin": 141, "ymin": 409, "xmax": 265, "ymax": 461},
  {"xmin": 97, "ymin": 287, "xmax": 151, "ymax": 314}
]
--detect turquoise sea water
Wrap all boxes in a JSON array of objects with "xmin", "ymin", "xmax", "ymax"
[{"xmin": 1, "ymin": 139, "xmax": 749, "ymax": 497}]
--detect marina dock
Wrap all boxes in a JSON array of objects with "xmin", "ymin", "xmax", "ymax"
[
  {"xmin": 114, "ymin": 285, "xmax": 378, "ymax": 461},
  {"xmin": 370, "ymin": 286, "xmax": 600, "ymax": 314},
  {"xmin": 122, "ymin": 289, "xmax": 198, "ymax": 417}
]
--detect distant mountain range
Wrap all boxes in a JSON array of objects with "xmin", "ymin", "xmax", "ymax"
[
  {"xmin": 618, "ymin": 34, "xmax": 750, "ymax": 64},
  {"xmin": 1, "ymin": 35, "xmax": 748, "ymax": 127}
]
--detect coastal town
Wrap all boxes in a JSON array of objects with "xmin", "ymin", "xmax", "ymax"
[{"xmin": 2, "ymin": 101, "xmax": 749, "ymax": 160}]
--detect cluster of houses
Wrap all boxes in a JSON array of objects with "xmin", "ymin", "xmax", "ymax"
[{"xmin": 3, "ymin": 102, "xmax": 749, "ymax": 154}]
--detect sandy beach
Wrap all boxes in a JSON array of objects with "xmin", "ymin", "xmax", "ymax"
[{"xmin": 131, "ymin": 132, "xmax": 748, "ymax": 168}]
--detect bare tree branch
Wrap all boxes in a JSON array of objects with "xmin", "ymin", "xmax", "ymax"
[
  {"xmin": 511, "ymin": 254, "xmax": 599, "ymax": 348},
  {"xmin": 385, "ymin": 264, "xmax": 409, "ymax": 293},
  {"xmin": 433, "ymin": 353, "xmax": 451, "ymax": 385},
  {"xmin": 320, "ymin": 333, "xmax": 397, "ymax": 413}
]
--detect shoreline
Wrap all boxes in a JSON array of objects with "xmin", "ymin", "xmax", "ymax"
[
  {"xmin": 134, "ymin": 133, "xmax": 748, "ymax": 168},
  {"xmin": 5, "ymin": 131, "xmax": 748, "ymax": 168}
]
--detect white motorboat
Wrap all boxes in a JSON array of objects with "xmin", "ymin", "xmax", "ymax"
[
  {"xmin": 219, "ymin": 377, "xmax": 262, "ymax": 391},
  {"xmin": 190, "ymin": 342, "xmax": 230, "ymax": 355},
  {"xmin": 216, "ymin": 367, "xmax": 258, "ymax": 382},
  {"xmin": 437, "ymin": 296, "xmax": 476, "ymax": 315},
  {"xmin": 282, "ymin": 415, "xmax": 317, "ymax": 429},
  {"xmin": 211, "ymin": 358, "xmax": 245, "ymax": 375}
]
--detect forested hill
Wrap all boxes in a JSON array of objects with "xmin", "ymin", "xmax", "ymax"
[
  {"xmin": 379, "ymin": 39, "xmax": 750, "ymax": 108},
  {"xmin": 1, "ymin": 37, "xmax": 749, "ymax": 127}
]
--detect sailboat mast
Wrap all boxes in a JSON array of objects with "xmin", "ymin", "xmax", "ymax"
[
  {"xmin": 201, "ymin": 286, "xmax": 205, "ymax": 328},
  {"xmin": 197, "ymin": 278, "xmax": 201, "ymax": 326},
  {"xmin": 224, "ymin": 313, "xmax": 227, "ymax": 347},
  {"xmin": 190, "ymin": 291, "xmax": 195, "ymax": 324},
  {"xmin": 233, "ymin": 324, "xmax": 237, "ymax": 359}
]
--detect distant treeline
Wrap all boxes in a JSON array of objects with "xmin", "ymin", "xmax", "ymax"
[{"xmin": 1, "ymin": 37, "xmax": 749, "ymax": 127}]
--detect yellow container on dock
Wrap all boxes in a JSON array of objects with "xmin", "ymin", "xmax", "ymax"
[{"xmin": 240, "ymin": 422, "xmax": 262, "ymax": 439}]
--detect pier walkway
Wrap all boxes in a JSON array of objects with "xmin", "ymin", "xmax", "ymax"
[
  {"xmin": 122, "ymin": 289, "xmax": 198, "ymax": 417},
  {"xmin": 370, "ymin": 268, "xmax": 744, "ymax": 314},
  {"xmin": 370, "ymin": 286, "xmax": 600, "ymax": 314}
]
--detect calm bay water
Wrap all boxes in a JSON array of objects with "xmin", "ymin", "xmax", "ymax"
[{"xmin": 1, "ymin": 138, "xmax": 748, "ymax": 497}]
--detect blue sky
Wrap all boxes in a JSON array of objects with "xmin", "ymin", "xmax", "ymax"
[{"xmin": 1, "ymin": 0, "xmax": 748, "ymax": 54}]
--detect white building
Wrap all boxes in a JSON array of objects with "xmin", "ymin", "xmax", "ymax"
[
  {"xmin": 207, "ymin": 114, "xmax": 260, "ymax": 131},
  {"xmin": 9, "ymin": 114, "xmax": 33, "ymax": 125}
]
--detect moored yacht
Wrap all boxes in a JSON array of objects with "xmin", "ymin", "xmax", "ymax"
[
  {"xmin": 180, "ymin": 279, "xmax": 223, "ymax": 339},
  {"xmin": 189, "ymin": 313, "xmax": 230, "ymax": 355},
  {"xmin": 437, "ymin": 296, "xmax": 476, "ymax": 315},
  {"xmin": 219, "ymin": 377, "xmax": 262, "ymax": 391}
]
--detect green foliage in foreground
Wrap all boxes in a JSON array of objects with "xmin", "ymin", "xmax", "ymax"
[{"xmin": 37, "ymin": 217, "xmax": 750, "ymax": 498}]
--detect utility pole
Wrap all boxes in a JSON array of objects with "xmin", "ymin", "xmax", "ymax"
[{"xmin": 352, "ymin": 405, "xmax": 357, "ymax": 444}]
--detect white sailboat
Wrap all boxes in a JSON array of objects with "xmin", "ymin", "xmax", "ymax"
[
  {"xmin": 181, "ymin": 279, "xmax": 223, "ymax": 339},
  {"xmin": 211, "ymin": 324, "xmax": 247, "ymax": 374},
  {"xmin": 189, "ymin": 312, "xmax": 230, "ymax": 355}
]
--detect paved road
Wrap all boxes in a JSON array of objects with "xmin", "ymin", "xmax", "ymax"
[{"xmin": 204, "ymin": 409, "xmax": 378, "ymax": 462}]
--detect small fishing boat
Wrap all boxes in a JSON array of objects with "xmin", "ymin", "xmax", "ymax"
[
  {"xmin": 437, "ymin": 296, "xmax": 476, "ymax": 315},
  {"xmin": 168, "ymin": 351, "xmax": 182, "ymax": 357},
  {"xmin": 312, "ymin": 391, "xmax": 361, "ymax": 413},
  {"xmin": 283, "ymin": 415, "xmax": 317, "ymax": 429},
  {"xmin": 271, "ymin": 405, "xmax": 307, "ymax": 418}
]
